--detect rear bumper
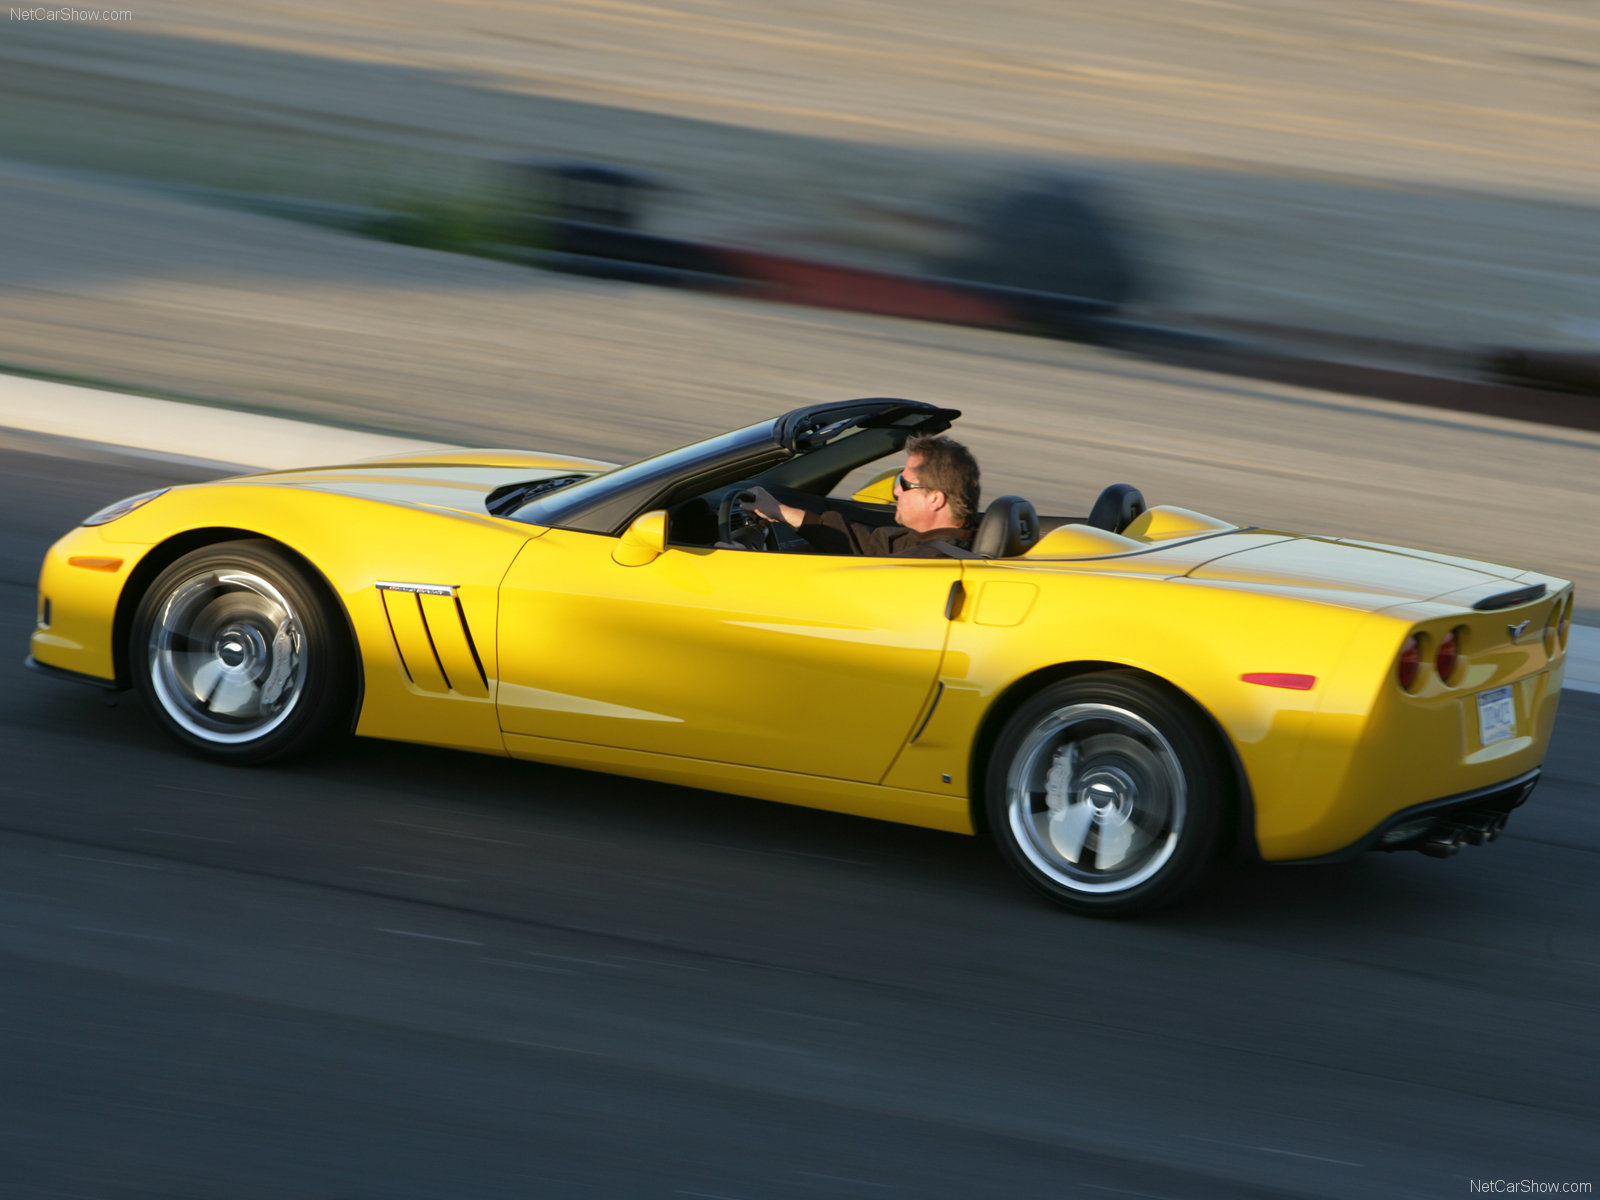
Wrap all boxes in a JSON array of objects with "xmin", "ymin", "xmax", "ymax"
[{"xmin": 1280, "ymin": 768, "xmax": 1540, "ymax": 864}]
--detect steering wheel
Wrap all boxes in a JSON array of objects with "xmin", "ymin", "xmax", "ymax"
[{"xmin": 718, "ymin": 488, "xmax": 781, "ymax": 551}]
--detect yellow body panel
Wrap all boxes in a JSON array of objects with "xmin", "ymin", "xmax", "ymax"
[
  {"xmin": 497, "ymin": 530, "xmax": 961, "ymax": 783},
  {"xmin": 33, "ymin": 523, "xmax": 141, "ymax": 680},
  {"xmin": 503, "ymin": 731, "xmax": 971, "ymax": 832},
  {"xmin": 30, "ymin": 460, "xmax": 1573, "ymax": 865},
  {"xmin": 34, "ymin": 477, "xmax": 535, "ymax": 756},
  {"xmin": 886, "ymin": 567, "xmax": 1344, "ymax": 811},
  {"xmin": 1265, "ymin": 598, "xmax": 1563, "ymax": 857}
]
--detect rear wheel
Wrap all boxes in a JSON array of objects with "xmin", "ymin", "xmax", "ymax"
[
  {"xmin": 985, "ymin": 672, "xmax": 1228, "ymax": 915},
  {"xmin": 131, "ymin": 540, "xmax": 353, "ymax": 763}
]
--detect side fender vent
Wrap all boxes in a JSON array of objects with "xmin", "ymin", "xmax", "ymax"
[{"xmin": 376, "ymin": 582, "xmax": 489, "ymax": 698}]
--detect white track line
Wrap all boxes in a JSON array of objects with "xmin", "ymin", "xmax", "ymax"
[
  {"xmin": 0, "ymin": 373, "xmax": 453, "ymax": 469},
  {"xmin": 3, "ymin": 371, "xmax": 1596, "ymax": 695}
]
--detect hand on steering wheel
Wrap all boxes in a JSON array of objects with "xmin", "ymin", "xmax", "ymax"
[{"xmin": 718, "ymin": 487, "xmax": 782, "ymax": 551}]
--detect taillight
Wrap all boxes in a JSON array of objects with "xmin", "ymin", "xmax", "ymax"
[
  {"xmin": 1398, "ymin": 635, "xmax": 1421, "ymax": 691},
  {"xmin": 1435, "ymin": 629, "xmax": 1460, "ymax": 684}
]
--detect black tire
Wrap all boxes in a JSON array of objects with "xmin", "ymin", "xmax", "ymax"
[
  {"xmin": 985, "ymin": 672, "xmax": 1228, "ymax": 915},
  {"xmin": 130, "ymin": 540, "xmax": 354, "ymax": 764}
]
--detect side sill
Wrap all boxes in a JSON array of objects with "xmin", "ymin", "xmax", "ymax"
[{"xmin": 24, "ymin": 654, "xmax": 126, "ymax": 692}]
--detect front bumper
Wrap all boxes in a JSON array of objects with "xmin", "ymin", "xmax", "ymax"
[
  {"xmin": 29, "ymin": 524, "xmax": 154, "ymax": 685},
  {"xmin": 24, "ymin": 654, "xmax": 124, "ymax": 691}
]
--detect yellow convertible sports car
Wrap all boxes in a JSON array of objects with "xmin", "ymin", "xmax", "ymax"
[{"xmin": 28, "ymin": 399, "xmax": 1573, "ymax": 914}]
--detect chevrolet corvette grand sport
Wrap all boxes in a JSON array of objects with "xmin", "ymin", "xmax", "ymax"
[{"xmin": 28, "ymin": 399, "xmax": 1573, "ymax": 914}]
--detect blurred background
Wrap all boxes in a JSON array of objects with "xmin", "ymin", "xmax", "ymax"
[
  {"xmin": 3, "ymin": 0, "xmax": 1598, "ymax": 602},
  {"xmin": 7, "ymin": 0, "xmax": 1600, "ymax": 343},
  {"xmin": 9, "ymin": 1, "xmax": 1600, "ymax": 339},
  {"xmin": 2, "ymin": 4, "xmax": 1598, "ymax": 1198}
]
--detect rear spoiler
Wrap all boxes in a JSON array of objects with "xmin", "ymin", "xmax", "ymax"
[{"xmin": 1472, "ymin": 584, "xmax": 1546, "ymax": 611}]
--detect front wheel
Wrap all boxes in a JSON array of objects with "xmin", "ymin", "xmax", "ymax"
[
  {"xmin": 985, "ymin": 673, "xmax": 1229, "ymax": 915},
  {"xmin": 131, "ymin": 540, "xmax": 354, "ymax": 764}
]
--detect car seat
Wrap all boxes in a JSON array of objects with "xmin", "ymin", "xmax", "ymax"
[{"xmin": 973, "ymin": 496, "xmax": 1041, "ymax": 558}]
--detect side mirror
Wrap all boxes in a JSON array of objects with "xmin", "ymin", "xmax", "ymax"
[
  {"xmin": 851, "ymin": 468, "xmax": 898, "ymax": 506},
  {"xmin": 612, "ymin": 509, "xmax": 668, "ymax": 566}
]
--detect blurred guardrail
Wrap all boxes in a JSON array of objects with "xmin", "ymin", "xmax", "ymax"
[
  {"xmin": 194, "ymin": 161, "xmax": 1600, "ymax": 435},
  {"xmin": 502, "ymin": 161, "xmax": 1600, "ymax": 433}
]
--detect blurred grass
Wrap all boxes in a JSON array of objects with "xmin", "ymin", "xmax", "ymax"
[{"xmin": 367, "ymin": 186, "xmax": 514, "ymax": 254}]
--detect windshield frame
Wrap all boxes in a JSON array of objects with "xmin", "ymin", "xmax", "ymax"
[
  {"xmin": 506, "ymin": 399, "xmax": 959, "ymax": 536},
  {"xmin": 508, "ymin": 419, "xmax": 783, "ymax": 534}
]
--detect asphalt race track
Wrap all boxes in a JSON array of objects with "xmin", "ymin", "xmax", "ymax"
[{"xmin": 2, "ymin": 439, "xmax": 1595, "ymax": 1200}]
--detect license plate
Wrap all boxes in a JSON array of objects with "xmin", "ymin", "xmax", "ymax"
[{"xmin": 1477, "ymin": 685, "xmax": 1516, "ymax": 746}]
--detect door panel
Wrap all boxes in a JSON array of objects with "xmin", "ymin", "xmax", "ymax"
[{"xmin": 497, "ymin": 530, "xmax": 961, "ymax": 782}]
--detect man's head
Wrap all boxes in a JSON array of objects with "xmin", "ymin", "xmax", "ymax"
[{"xmin": 895, "ymin": 434, "xmax": 981, "ymax": 533}]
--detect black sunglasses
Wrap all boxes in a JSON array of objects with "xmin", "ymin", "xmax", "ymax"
[{"xmin": 895, "ymin": 472, "xmax": 931, "ymax": 493}]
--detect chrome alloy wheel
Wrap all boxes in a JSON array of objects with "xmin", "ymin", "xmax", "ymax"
[
  {"xmin": 1004, "ymin": 702, "xmax": 1186, "ymax": 894},
  {"xmin": 147, "ymin": 569, "xmax": 308, "ymax": 744}
]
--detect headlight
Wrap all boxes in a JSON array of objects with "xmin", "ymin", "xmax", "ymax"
[{"xmin": 82, "ymin": 488, "xmax": 168, "ymax": 527}]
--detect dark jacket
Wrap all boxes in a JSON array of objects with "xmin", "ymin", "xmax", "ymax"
[{"xmin": 797, "ymin": 509, "xmax": 974, "ymax": 558}]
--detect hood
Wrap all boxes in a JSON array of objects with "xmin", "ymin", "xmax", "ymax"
[{"xmin": 237, "ymin": 449, "xmax": 616, "ymax": 515}]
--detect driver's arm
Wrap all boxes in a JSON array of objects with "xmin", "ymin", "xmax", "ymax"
[
  {"xmin": 740, "ymin": 487, "xmax": 899, "ymax": 555},
  {"xmin": 775, "ymin": 501, "xmax": 808, "ymax": 529}
]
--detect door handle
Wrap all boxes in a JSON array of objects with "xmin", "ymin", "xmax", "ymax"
[{"xmin": 944, "ymin": 581, "xmax": 965, "ymax": 620}]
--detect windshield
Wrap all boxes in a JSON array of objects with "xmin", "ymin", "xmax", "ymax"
[{"xmin": 508, "ymin": 419, "xmax": 783, "ymax": 533}]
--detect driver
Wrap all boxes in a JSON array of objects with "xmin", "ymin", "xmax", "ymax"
[{"xmin": 742, "ymin": 434, "xmax": 980, "ymax": 558}]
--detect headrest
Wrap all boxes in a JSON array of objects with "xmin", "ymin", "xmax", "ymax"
[
  {"xmin": 973, "ymin": 495, "xmax": 1040, "ymax": 559},
  {"xmin": 1087, "ymin": 483, "xmax": 1146, "ymax": 534}
]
